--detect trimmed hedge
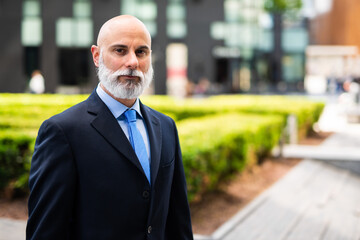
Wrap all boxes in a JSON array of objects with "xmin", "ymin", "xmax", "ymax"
[
  {"xmin": 179, "ymin": 113, "xmax": 285, "ymax": 201},
  {"xmin": 0, "ymin": 94, "xmax": 87, "ymax": 195},
  {"xmin": 0, "ymin": 93, "xmax": 324, "ymax": 201},
  {"xmin": 142, "ymin": 95, "xmax": 325, "ymax": 139},
  {"xmin": 0, "ymin": 130, "xmax": 35, "ymax": 193},
  {"xmin": 207, "ymin": 95, "xmax": 325, "ymax": 139}
]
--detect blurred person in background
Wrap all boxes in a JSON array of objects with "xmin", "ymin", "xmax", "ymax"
[
  {"xmin": 26, "ymin": 15, "xmax": 193, "ymax": 240},
  {"xmin": 28, "ymin": 70, "xmax": 45, "ymax": 94}
]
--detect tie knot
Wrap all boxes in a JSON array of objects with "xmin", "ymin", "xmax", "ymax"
[{"xmin": 124, "ymin": 109, "xmax": 137, "ymax": 123}]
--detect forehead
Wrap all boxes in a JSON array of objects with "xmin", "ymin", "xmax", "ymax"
[{"xmin": 100, "ymin": 20, "xmax": 151, "ymax": 49}]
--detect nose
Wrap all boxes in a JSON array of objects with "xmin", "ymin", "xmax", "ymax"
[{"xmin": 125, "ymin": 52, "xmax": 139, "ymax": 70}]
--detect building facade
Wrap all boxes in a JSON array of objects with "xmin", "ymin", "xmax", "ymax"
[
  {"xmin": 0, "ymin": 0, "xmax": 308, "ymax": 94},
  {"xmin": 310, "ymin": 0, "xmax": 360, "ymax": 49},
  {"xmin": 306, "ymin": 0, "xmax": 360, "ymax": 93}
]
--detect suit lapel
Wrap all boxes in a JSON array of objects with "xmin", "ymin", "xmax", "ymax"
[
  {"xmin": 87, "ymin": 92, "xmax": 145, "ymax": 175},
  {"xmin": 140, "ymin": 101, "xmax": 162, "ymax": 186}
]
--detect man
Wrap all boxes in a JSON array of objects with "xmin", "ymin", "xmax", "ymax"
[
  {"xmin": 26, "ymin": 15, "xmax": 193, "ymax": 240},
  {"xmin": 29, "ymin": 70, "xmax": 45, "ymax": 94}
]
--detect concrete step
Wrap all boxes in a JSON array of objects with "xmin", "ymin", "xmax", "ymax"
[{"xmin": 276, "ymin": 144, "xmax": 360, "ymax": 161}]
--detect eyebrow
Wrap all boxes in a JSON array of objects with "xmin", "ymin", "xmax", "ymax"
[
  {"xmin": 137, "ymin": 45, "xmax": 150, "ymax": 51},
  {"xmin": 110, "ymin": 44, "xmax": 150, "ymax": 51}
]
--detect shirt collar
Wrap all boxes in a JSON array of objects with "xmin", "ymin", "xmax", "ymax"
[{"xmin": 96, "ymin": 84, "xmax": 143, "ymax": 119}]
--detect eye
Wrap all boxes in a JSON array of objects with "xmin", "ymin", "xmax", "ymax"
[
  {"xmin": 136, "ymin": 49, "xmax": 148, "ymax": 57},
  {"xmin": 115, "ymin": 48, "xmax": 126, "ymax": 55}
]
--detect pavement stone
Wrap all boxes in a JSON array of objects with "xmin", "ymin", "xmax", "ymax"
[{"xmin": 0, "ymin": 218, "xmax": 26, "ymax": 240}]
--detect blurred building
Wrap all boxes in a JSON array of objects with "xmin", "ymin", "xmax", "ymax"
[
  {"xmin": 310, "ymin": 0, "xmax": 360, "ymax": 49},
  {"xmin": 0, "ymin": 0, "xmax": 308, "ymax": 94},
  {"xmin": 305, "ymin": 0, "xmax": 360, "ymax": 94}
]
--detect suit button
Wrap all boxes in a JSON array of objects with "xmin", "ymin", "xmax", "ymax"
[
  {"xmin": 142, "ymin": 190, "xmax": 150, "ymax": 199},
  {"xmin": 147, "ymin": 225, "xmax": 152, "ymax": 234}
]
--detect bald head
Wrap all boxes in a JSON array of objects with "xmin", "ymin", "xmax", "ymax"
[
  {"xmin": 90, "ymin": 15, "xmax": 153, "ymax": 104},
  {"xmin": 96, "ymin": 15, "xmax": 151, "ymax": 48},
  {"xmin": 90, "ymin": 15, "xmax": 152, "ymax": 71}
]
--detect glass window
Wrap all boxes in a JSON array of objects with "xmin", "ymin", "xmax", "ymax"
[
  {"xmin": 253, "ymin": 0, "xmax": 263, "ymax": 8},
  {"xmin": 121, "ymin": 0, "xmax": 157, "ymax": 20},
  {"xmin": 283, "ymin": 54, "xmax": 304, "ymax": 82},
  {"xmin": 257, "ymin": 29, "xmax": 273, "ymax": 51},
  {"xmin": 23, "ymin": 0, "xmax": 40, "ymax": 17},
  {"xmin": 21, "ymin": 18, "xmax": 42, "ymax": 46},
  {"xmin": 140, "ymin": 2, "xmax": 157, "ymax": 20},
  {"xmin": 223, "ymin": 24, "xmax": 257, "ymax": 49},
  {"xmin": 75, "ymin": 19, "xmax": 93, "ymax": 47},
  {"xmin": 258, "ymin": 12, "xmax": 273, "ymax": 29},
  {"xmin": 167, "ymin": 3, "xmax": 186, "ymax": 20},
  {"xmin": 167, "ymin": 21, "xmax": 187, "ymax": 39},
  {"xmin": 240, "ymin": 24, "xmax": 256, "ymax": 48},
  {"xmin": 241, "ymin": 47, "xmax": 253, "ymax": 60},
  {"xmin": 166, "ymin": 1, "xmax": 186, "ymax": 38},
  {"xmin": 224, "ymin": 0, "xmax": 240, "ymax": 22},
  {"xmin": 120, "ymin": 0, "xmax": 157, "ymax": 37},
  {"xmin": 243, "ymin": 0, "xmax": 253, "ymax": 7},
  {"xmin": 74, "ymin": 1, "xmax": 91, "ymax": 18},
  {"xmin": 121, "ymin": 0, "xmax": 137, "ymax": 16},
  {"xmin": 282, "ymin": 28, "xmax": 308, "ymax": 52},
  {"xmin": 56, "ymin": 0, "xmax": 93, "ymax": 48},
  {"xmin": 242, "ymin": 8, "xmax": 257, "ymax": 22},
  {"xmin": 224, "ymin": 23, "xmax": 241, "ymax": 47},
  {"xmin": 56, "ymin": 18, "xmax": 93, "ymax": 47},
  {"xmin": 56, "ymin": 18, "xmax": 73, "ymax": 47},
  {"xmin": 210, "ymin": 22, "xmax": 226, "ymax": 40}
]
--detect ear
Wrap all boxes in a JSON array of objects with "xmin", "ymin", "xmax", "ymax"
[{"xmin": 91, "ymin": 45, "xmax": 100, "ymax": 67}]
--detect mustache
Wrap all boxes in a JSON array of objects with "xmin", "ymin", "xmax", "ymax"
[{"xmin": 114, "ymin": 69, "xmax": 143, "ymax": 78}]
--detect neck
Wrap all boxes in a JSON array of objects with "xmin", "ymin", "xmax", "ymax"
[{"xmin": 100, "ymin": 83, "xmax": 136, "ymax": 108}]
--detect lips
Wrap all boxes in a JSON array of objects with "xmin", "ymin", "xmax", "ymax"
[
  {"xmin": 122, "ymin": 75, "xmax": 138, "ymax": 79},
  {"xmin": 120, "ymin": 75, "xmax": 140, "ymax": 80},
  {"xmin": 118, "ymin": 75, "xmax": 141, "ymax": 84}
]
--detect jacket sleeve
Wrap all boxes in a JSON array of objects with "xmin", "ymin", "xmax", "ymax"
[
  {"xmin": 165, "ymin": 119, "xmax": 194, "ymax": 240},
  {"xmin": 26, "ymin": 119, "xmax": 77, "ymax": 240}
]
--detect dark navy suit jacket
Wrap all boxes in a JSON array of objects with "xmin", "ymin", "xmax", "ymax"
[{"xmin": 26, "ymin": 91, "xmax": 193, "ymax": 240}]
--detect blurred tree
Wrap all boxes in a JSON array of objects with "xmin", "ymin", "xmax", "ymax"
[{"xmin": 264, "ymin": 0, "xmax": 302, "ymax": 90}]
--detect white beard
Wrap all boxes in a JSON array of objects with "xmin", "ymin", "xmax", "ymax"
[{"xmin": 97, "ymin": 52, "xmax": 153, "ymax": 99}]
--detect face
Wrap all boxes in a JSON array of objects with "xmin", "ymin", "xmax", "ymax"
[
  {"xmin": 97, "ymin": 50, "xmax": 153, "ymax": 99},
  {"xmin": 91, "ymin": 16, "xmax": 153, "ymax": 100}
]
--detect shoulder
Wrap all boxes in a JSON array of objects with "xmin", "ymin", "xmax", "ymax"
[
  {"xmin": 52, "ymin": 100, "xmax": 87, "ymax": 121},
  {"xmin": 36, "ymin": 99, "xmax": 92, "ymax": 147},
  {"xmin": 42, "ymin": 98, "xmax": 90, "ymax": 133}
]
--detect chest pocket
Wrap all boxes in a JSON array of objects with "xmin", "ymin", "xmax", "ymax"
[{"xmin": 159, "ymin": 156, "xmax": 175, "ymax": 184}]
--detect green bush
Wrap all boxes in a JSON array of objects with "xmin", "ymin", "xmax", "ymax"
[
  {"xmin": 142, "ymin": 96, "xmax": 217, "ymax": 121},
  {"xmin": 0, "ymin": 93, "xmax": 324, "ymax": 201},
  {"xmin": 144, "ymin": 95, "xmax": 325, "ymax": 139},
  {"xmin": 0, "ymin": 94, "xmax": 87, "ymax": 195},
  {"xmin": 207, "ymin": 95, "xmax": 325, "ymax": 139},
  {"xmin": 0, "ymin": 130, "xmax": 35, "ymax": 194},
  {"xmin": 178, "ymin": 113, "xmax": 285, "ymax": 201}
]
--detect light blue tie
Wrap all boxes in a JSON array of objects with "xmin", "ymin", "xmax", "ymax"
[{"xmin": 124, "ymin": 109, "xmax": 151, "ymax": 184}]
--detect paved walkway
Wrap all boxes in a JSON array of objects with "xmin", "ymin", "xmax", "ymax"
[
  {"xmin": 0, "ymin": 218, "xmax": 26, "ymax": 240},
  {"xmin": 200, "ymin": 159, "xmax": 360, "ymax": 240}
]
